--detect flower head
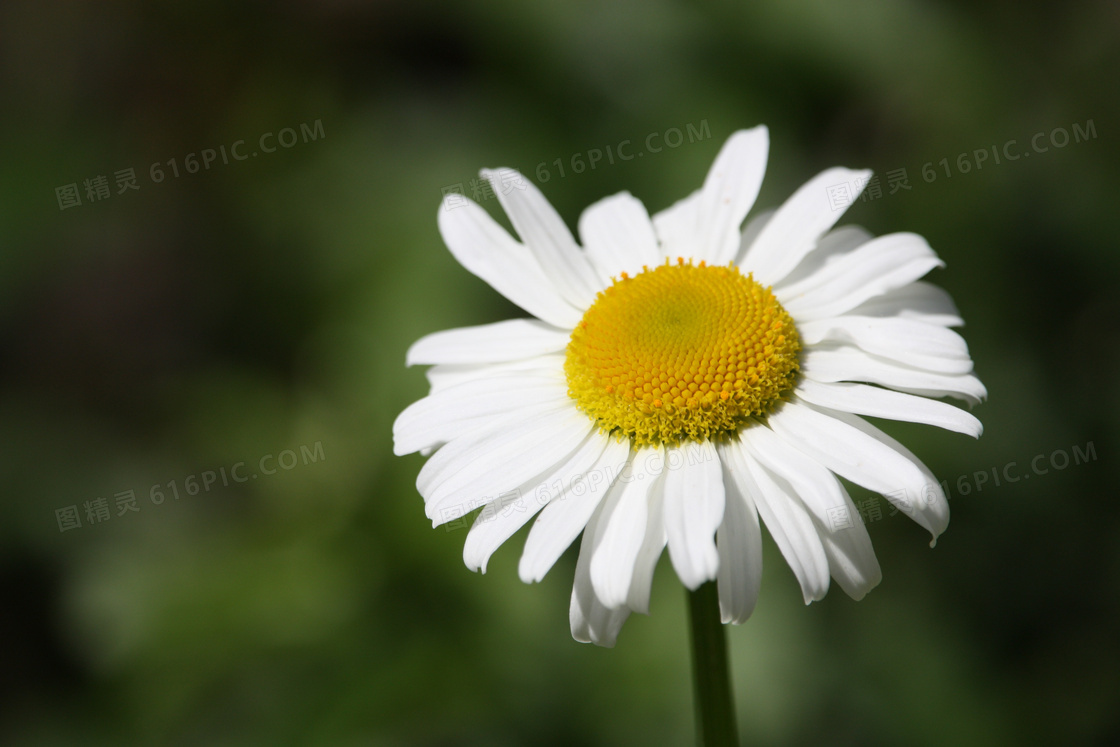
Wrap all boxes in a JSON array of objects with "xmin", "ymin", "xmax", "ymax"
[{"xmin": 395, "ymin": 126, "xmax": 985, "ymax": 646}]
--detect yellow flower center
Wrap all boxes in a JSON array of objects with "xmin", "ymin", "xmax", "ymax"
[{"xmin": 564, "ymin": 258, "xmax": 800, "ymax": 446}]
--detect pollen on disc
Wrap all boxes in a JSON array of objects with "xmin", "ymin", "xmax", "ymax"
[{"xmin": 564, "ymin": 259, "xmax": 801, "ymax": 447}]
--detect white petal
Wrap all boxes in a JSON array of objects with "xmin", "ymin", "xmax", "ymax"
[
  {"xmin": 570, "ymin": 499, "xmax": 631, "ymax": 647},
  {"xmin": 481, "ymin": 168, "xmax": 602, "ymax": 308},
  {"xmin": 519, "ymin": 436, "xmax": 633, "ymax": 583},
  {"xmin": 394, "ymin": 370, "xmax": 569, "ymax": 456},
  {"xmin": 589, "ymin": 446, "xmax": 666, "ymax": 609},
  {"xmin": 662, "ymin": 441, "xmax": 724, "ymax": 590},
  {"xmin": 425, "ymin": 354, "xmax": 564, "ymax": 394},
  {"xmin": 815, "ymin": 405, "xmax": 951, "ymax": 545},
  {"xmin": 741, "ymin": 167, "xmax": 872, "ymax": 287},
  {"xmin": 794, "ymin": 379, "xmax": 983, "ymax": 438},
  {"xmin": 801, "ymin": 346, "xmax": 988, "ymax": 405},
  {"xmin": 720, "ymin": 438, "xmax": 830, "ymax": 604},
  {"xmin": 652, "ymin": 190, "xmax": 701, "ymax": 259},
  {"xmin": 462, "ymin": 428, "xmax": 610, "ymax": 573},
  {"xmin": 769, "ymin": 224, "xmax": 873, "ymax": 289},
  {"xmin": 406, "ymin": 319, "xmax": 571, "ymax": 366},
  {"xmin": 814, "ymin": 483, "xmax": 881, "ymax": 600},
  {"xmin": 767, "ymin": 400, "xmax": 949, "ymax": 543},
  {"xmin": 691, "ymin": 126, "xmax": 770, "ymax": 265},
  {"xmin": 733, "ymin": 209, "xmax": 774, "ymax": 266},
  {"xmin": 408, "ymin": 401, "xmax": 566, "ymax": 459},
  {"xmin": 797, "ymin": 316, "xmax": 973, "ymax": 374},
  {"xmin": 438, "ymin": 197, "xmax": 582, "ymax": 328},
  {"xmin": 777, "ymin": 232, "xmax": 944, "ymax": 321},
  {"xmin": 741, "ymin": 426, "xmax": 881, "ymax": 600},
  {"xmin": 714, "ymin": 445, "xmax": 763, "ymax": 623},
  {"xmin": 419, "ymin": 404, "xmax": 591, "ymax": 524},
  {"xmin": 844, "ymin": 281, "xmax": 963, "ymax": 327},
  {"xmin": 578, "ymin": 191, "xmax": 662, "ymax": 283},
  {"xmin": 625, "ymin": 456, "xmax": 668, "ymax": 614}
]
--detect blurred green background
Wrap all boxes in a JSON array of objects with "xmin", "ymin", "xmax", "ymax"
[{"xmin": 2, "ymin": 1, "xmax": 1118, "ymax": 745}]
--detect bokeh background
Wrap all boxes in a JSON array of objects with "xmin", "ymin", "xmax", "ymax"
[{"xmin": 2, "ymin": 1, "xmax": 1118, "ymax": 745}]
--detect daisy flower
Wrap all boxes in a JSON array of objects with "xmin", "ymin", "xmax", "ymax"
[{"xmin": 394, "ymin": 126, "xmax": 984, "ymax": 647}]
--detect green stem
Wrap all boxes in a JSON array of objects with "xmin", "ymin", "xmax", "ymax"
[{"xmin": 687, "ymin": 581, "xmax": 739, "ymax": 747}]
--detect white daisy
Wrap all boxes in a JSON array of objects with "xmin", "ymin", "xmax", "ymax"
[{"xmin": 394, "ymin": 126, "xmax": 985, "ymax": 647}]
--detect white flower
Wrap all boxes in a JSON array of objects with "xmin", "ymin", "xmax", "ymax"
[{"xmin": 394, "ymin": 126, "xmax": 985, "ymax": 647}]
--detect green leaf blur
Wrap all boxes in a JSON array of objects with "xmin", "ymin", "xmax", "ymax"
[{"xmin": 1, "ymin": 1, "xmax": 1117, "ymax": 745}]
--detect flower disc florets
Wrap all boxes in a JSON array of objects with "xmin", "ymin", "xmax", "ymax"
[{"xmin": 564, "ymin": 258, "xmax": 801, "ymax": 446}]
